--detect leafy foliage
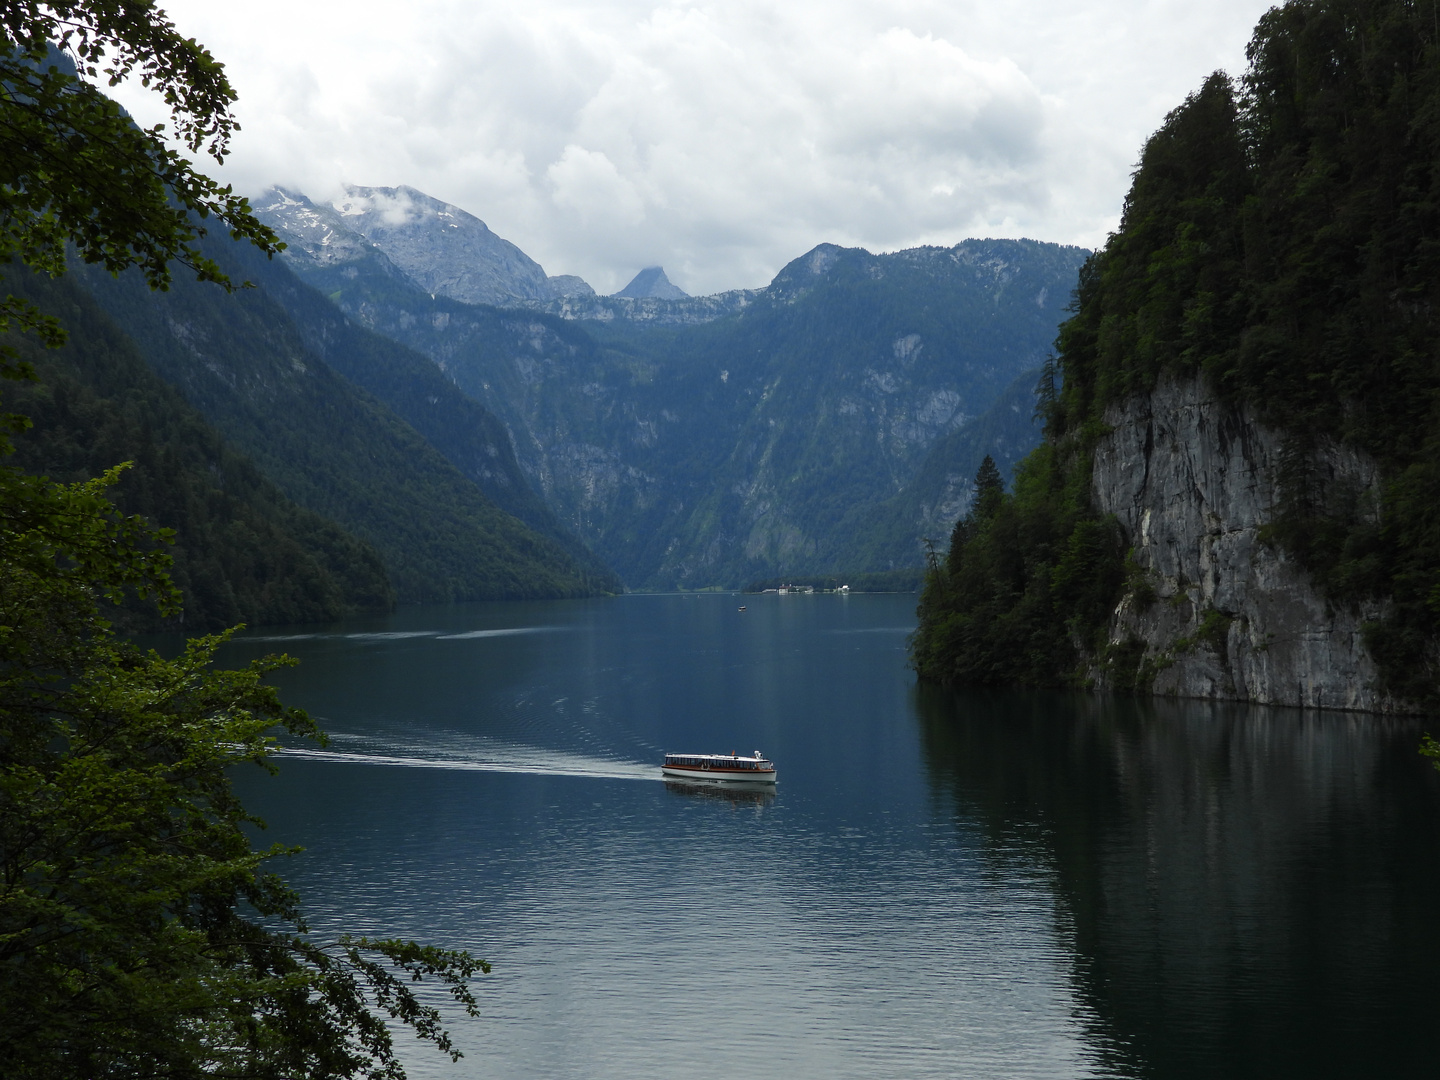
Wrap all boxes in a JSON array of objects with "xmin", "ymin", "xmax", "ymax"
[
  {"xmin": 1, "ymin": 8, "xmax": 397, "ymax": 633},
  {"xmin": 0, "ymin": 450, "xmax": 486, "ymax": 1080},
  {"xmin": 2, "ymin": 6, "xmax": 490, "ymax": 1075},
  {"xmin": 915, "ymin": 0, "xmax": 1440, "ymax": 705},
  {"xmin": 1423, "ymin": 732, "xmax": 1440, "ymax": 771},
  {"xmin": 1, "ymin": 7, "xmax": 279, "ymax": 345}
]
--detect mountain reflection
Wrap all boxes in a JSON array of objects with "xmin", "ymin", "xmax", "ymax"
[{"xmin": 914, "ymin": 684, "xmax": 1440, "ymax": 1080}]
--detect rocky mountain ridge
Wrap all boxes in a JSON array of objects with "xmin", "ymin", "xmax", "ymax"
[
  {"xmin": 527, "ymin": 288, "xmax": 761, "ymax": 326},
  {"xmin": 824, "ymin": 367, "xmax": 1046, "ymax": 572},
  {"xmin": 257, "ymin": 187, "xmax": 594, "ymax": 307},
  {"xmin": 255, "ymin": 200, "xmax": 1089, "ymax": 586},
  {"xmin": 256, "ymin": 187, "xmax": 762, "ymax": 327}
]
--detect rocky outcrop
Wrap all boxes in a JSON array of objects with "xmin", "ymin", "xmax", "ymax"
[
  {"xmin": 525, "ymin": 287, "xmax": 760, "ymax": 326},
  {"xmin": 257, "ymin": 186, "xmax": 595, "ymax": 307},
  {"xmin": 614, "ymin": 266, "xmax": 688, "ymax": 299},
  {"xmin": 1092, "ymin": 375, "xmax": 1401, "ymax": 712}
]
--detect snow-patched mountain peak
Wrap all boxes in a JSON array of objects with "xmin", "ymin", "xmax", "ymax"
[
  {"xmin": 254, "ymin": 187, "xmax": 388, "ymax": 270},
  {"xmin": 331, "ymin": 184, "xmax": 594, "ymax": 306},
  {"xmin": 255, "ymin": 184, "xmax": 594, "ymax": 307}
]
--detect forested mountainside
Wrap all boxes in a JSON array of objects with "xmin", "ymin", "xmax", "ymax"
[
  {"xmin": 913, "ymin": 0, "xmax": 1440, "ymax": 711},
  {"xmin": 2, "ymin": 264, "xmax": 393, "ymax": 630},
  {"xmin": 213, "ymin": 235, "xmax": 620, "ymax": 591},
  {"xmin": 257, "ymin": 192, "xmax": 1088, "ymax": 589},
  {"xmin": 553, "ymin": 241, "xmax": 1084, "ymax": 589},
  {"xmin": 68, "ymin": 237, "xmax": 615, "ymax": 604}
]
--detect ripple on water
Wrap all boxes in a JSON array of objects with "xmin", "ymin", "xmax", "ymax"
[{"xmin": 233, "ymin": 595, "xmax": 1440, "ymax": 1080}]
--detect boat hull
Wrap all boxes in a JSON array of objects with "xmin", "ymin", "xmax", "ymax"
[{"xmin": 661, "ymin": 764, "xmax": 778, "ymax": 785}]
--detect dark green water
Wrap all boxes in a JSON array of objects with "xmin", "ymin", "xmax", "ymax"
[{"xmin": 220, "ymin": 593, "xmax": 1440, "ymax": 1079}]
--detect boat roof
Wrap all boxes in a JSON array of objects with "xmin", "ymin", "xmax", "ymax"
[{"xmin": 665, "ymin": 752, "xmax": 770, "ymax": 761}]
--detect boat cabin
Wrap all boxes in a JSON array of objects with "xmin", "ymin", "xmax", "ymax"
[{"xmin": 664, "ymin": 752, "xmax": 773, "ymax": 772}]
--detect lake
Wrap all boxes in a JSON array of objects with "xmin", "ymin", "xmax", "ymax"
[{"xmin": 220, "ymin": 592, "xmax": 1440, "ymax": 1080}]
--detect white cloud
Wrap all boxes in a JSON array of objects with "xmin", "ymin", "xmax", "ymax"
[
  {"xmin": 547, "ymin": 146, "xmax": 647, "ymax": 227},
  {"xmin": 109, "ymin": 0, "xmax": 1276, "ymax": 295},
  {"xmin": 334, "ymin": 188, "xmax": 420, "ymax": 226}
]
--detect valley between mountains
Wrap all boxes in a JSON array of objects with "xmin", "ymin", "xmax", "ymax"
[
  {"xmin": 254, "ymin": 185, "xmax": 1087, "ymax": 590},
  {"xmin": 8, "ymin": 179, "xmax": 1088, "ymax": 618}
]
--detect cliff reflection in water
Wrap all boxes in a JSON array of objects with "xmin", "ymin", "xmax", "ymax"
[{"xmin": 915, "ymin": 685, "xmax": 1440, "ymax": 1080}]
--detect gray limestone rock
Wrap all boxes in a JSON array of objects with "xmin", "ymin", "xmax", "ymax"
[
  {"xmin": 526, "ymin": 288, "xmax": 759, "ymax": 326},
  {"xmin": 614, "ymin": 266, "xmax": 688, "ymax": 299},
  {"xmin": 254, "ymin": 188, "xmax": 404, "ymax": 276},
  {"xmin": 332, "ymin": 185, "xmax": 592, "ymax": 307},
  {"xmin": 1091, "ymin": 375, "xmax": 1401, "ymax": 712},
  {"xmin": 545, "ymin": 274, "xmax": 595, "ymax": 299}
]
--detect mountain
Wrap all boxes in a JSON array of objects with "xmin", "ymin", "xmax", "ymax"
[
  {"xmin": 257, "ymin": 188, "xmax": 739, "ymax": 326},
  {"xmin": 212, "ymin": 234, "xmax": 620, "ymax": 590},
  {"xmin": 567, "ymin": 241, "xmax": 1082, "ymax": 589},
  {"xmin": 824, "ymin": 367, "xmax": 1046, "ymax": 572},
  {"xmin": 252, "ymin": 189, "xmax": 405, "ymax": 277},
  {"xmin": 261, "ymin": 186, "xmax": 594, "ymax": 307},
  {"xmin": 912, "ymin": 0, "xmax": 1440, "ymax": 712},
  {"xmin": 615, "ymin": 267, "xmax": 688, "ymax": 299},
  {"xmin": 2, "ymin": 263, "xmax": 394, "ymax": 630},
  {"xmin": 67, "ymin": 234, "xmax": 616, "ymax": 603},
  {"xmin": 530, "ymin": 288, "xmax": 761, "ymax": 326},
  {"xmin": 258, "ymin": 193, "xmax": 1087, "ymax": 589}
]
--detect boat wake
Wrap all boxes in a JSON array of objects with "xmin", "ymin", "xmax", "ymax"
[
  {"xmin": 236, "ymin": 626, "xmax": 563, "ymax": 645},
  {"xmin": 273, "ymin": 736, "xmax": 658, "ymax": 783}
]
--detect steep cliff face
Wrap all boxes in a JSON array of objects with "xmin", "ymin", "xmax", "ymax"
[{"xmin": 1092, "ymin": 376, "xmax": 1400, "ymax": 712}]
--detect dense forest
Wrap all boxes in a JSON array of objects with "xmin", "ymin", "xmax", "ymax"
[
  {"xmin": 69, "ymin": 240, "xmax": 616, "ymax": 605},
  {"xmin": 2, "ymin": 264, "xmax": 394, "ymax": 630},
  {"xmin": 2, "ymin": 220, "xmax": 620, "ymax": 626},
  {"xmin": 570, "ymin": 242, "xmax": 1082, "ymax": 586},
  {"xmin": 912, "ymin": 0, "xmax": 1440, "ymax": 708},
  {"xmin": 208, "ymin": 234, "xmax": 621, "ymax": 591}
]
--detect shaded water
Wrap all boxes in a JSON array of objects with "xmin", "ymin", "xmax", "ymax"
[{"xmin": 221, "ymin": 593, "xmax": 1440, "ymax": 1079}]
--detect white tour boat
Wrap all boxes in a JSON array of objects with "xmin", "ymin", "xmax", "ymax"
[{"xmin": 662, "ymin": 751, "xmax": 777, "ymax": 785}]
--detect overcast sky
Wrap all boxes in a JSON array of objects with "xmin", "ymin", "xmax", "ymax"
[{"xmin": 112, "ymin": 0, "xmax": 1276, "ymax": 295}]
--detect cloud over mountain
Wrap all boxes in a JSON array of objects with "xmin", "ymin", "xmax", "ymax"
[{"xmin": 111, "ymin": 0, "xmax": 1273, "ymax": 295}]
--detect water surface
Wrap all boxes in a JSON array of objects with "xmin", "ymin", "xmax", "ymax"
[{"xmin": 222, "ymin": 593, "xmax": 1440, "ymax": 1079}]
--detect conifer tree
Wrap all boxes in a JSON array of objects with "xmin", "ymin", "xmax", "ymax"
[{"xmin": 973, "ymin": 455, "xmax": 1004, "ymax": 521}]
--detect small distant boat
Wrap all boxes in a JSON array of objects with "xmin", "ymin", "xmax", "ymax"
[
  {"xmin": 662, "ymin": 751, "xmax": 777, "ymax": 784},
  {"xmin": 738, "ymin": 605, "xmax": 747, "ymax": 612}
]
